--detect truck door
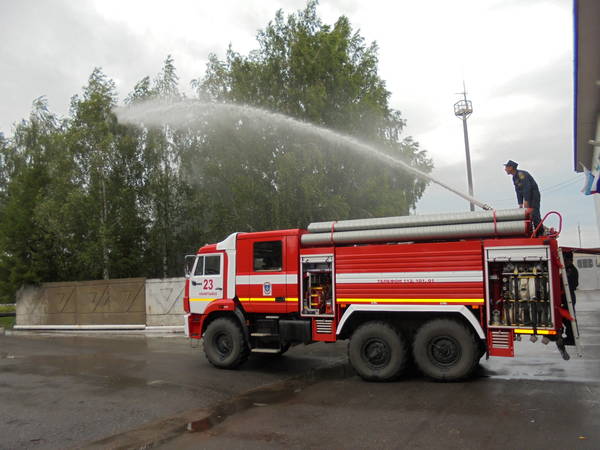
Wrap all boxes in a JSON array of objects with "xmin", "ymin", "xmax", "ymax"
[
  {"xmin": 247, "ymin": 239, "xmax": 287, "ymax": 313},
  {"xmin": 189, "ymin": 253, "xmax": 224, "ymax": 314}
]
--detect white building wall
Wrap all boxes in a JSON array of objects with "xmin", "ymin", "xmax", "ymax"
[{"xmin": 574, "ymin": 253, "xmax": 600, "ymax": 291}]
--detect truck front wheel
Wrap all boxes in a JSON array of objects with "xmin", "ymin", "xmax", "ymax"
[
  {"xmin": 412, "ymin": 319, "xmax": 479, "ymax": 381},
  {"xmin": 203, "ymin": 317, "xmax": 249, "ymax": 369},
  {"xmin": 348, "ymin": 321, "xmax": 409, "ymax": 382}
]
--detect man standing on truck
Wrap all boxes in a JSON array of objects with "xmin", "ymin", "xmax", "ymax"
[{"xmin": 504, "ymin": 160, "xmax": 542, "ymax": 232}]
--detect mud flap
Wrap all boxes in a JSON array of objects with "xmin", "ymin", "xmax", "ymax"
[{"xmin": 188, "ymin": 314, "xmax": 203, "ymax": 339}]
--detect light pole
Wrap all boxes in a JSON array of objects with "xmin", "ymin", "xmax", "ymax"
[{"xmin": 454, "ymin": 84, "xmax": 475, "ymax": 211}]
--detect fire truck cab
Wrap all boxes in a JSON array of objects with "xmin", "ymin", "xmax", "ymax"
[{"xmin": 184, "ymin": 211, "xmax": 574, "ymax": 382}]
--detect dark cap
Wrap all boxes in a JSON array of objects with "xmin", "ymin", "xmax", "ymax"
[{"xmin": 504, "ymin": 160, "xmax": 518, "ymax": 168}]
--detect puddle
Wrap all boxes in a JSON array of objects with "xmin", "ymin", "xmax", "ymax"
[{"xmin": 187, "ymin": 362, "xmax": 353, "ymax": 432}]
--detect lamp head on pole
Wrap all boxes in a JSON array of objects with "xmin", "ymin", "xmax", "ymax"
[
  {"xmin": 454, "ymin": 99, "xmax": 473, "ymax": 119},
  {"xmin": 454, "ymin": 82, "xmax": 473, "ymax": 119}
]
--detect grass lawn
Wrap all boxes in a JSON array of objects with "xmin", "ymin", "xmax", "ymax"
[
  {"xmin": 0, "ymin": 304, "xmax": 16, "ymax": 329},
  {"xmin": 0, "ymin": 315, "xmax": 15, "ymax": 329},
  {"xmin": 0, "ymin": 304, "xmax": 16, "ymax": 313}
]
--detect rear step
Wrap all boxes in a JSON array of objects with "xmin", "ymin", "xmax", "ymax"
[
  {"xmin": 250, "ymin": 318, "xmax": 283, "ymax": 353},
  {"xmin": 251, "ymin": 348, "xmax": 281, "ymax": 354}
]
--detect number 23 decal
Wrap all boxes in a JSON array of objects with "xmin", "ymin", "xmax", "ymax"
[{"xmin": 202, "ymin": 279, "xmax": 214, "ymax": 290}]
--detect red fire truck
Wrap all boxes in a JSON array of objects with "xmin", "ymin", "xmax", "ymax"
[{"xmin": 183, "ymin": 208, "xmax": 577, "ymax": 381}]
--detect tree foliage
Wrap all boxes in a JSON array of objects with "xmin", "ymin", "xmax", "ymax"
[
  {"xmin": 0, "ymin": 2, "xmax": 432, "ymax": 302},
  {"xmin": 192, "ymin": 0, "xmax": 432, "ymax": 232}
]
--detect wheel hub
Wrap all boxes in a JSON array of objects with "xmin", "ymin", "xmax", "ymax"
[
  {"xmin": 429, "ymin": 336, "xmax": 461, "ymax": 366},
  {"xmin": 214, "ymin": 332, "xmax": 233, "ymax": 358},
  {"xmin": 362, "ymin": 338, "xmax": 391, "ymax": 369}
]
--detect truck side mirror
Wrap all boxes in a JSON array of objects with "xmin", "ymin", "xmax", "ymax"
[{"xmin": 184, "ymin": 255, "xmax": 197, "ymax": 278}]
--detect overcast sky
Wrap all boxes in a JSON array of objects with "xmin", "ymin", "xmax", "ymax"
[{"xmin": 1, "ymin": 0, "xmax": 592, "ymax": 247}]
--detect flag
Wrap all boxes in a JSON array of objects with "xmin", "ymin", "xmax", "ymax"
[{"xmin": 581, "ymin": 165, "xmax": 595, "ymax": 195}]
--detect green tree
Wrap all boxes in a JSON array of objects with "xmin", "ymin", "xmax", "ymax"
[
  {"xmin": 0, "ymin": 3, "xmax": 434, "ymax": 296},
  {"xmin": 126, "ymin": 55, "xmax": 187, "ymax": 277},
  {"xmin": 0, "ymin": 98, "xmax": 66, "ymax": 300},
  {"xmin": 0, "ymin": 133, "xmax": 9, "ymax": 207},
  {"xmin": 187, "ymin": 0, "xmax": 431, "ymax": 243},
  {"xmin": 124, "ymin": 76, "xmax": 152, "ymax": 105},
  {"xmin": 67, "ymin": 68, "xmax": 147, "ymax": 280}
]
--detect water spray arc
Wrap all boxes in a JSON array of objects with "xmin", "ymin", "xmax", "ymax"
[{"xmin": 115, "ymin": 100, "xmax": 492, "ymax": 211}]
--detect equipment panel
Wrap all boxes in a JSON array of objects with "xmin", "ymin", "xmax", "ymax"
[
  {"xmin": 484, "ymin": 246, "xmax": 555, "ymax": 331},
  {"xmin": 300, "ymin": 254, "xmax": 335, "ymax": 318}
]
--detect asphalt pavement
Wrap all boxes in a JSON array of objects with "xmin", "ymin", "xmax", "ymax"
[
  {"xmin": 164, "ymin": 290, "xmax": 600, "ymax": 449},
  {"xmin": 0, "ymin": 290, "xmax": 598, "ymax": 449},
  {"xmin": 0, "ymin": 331, "xmax": 345, "ymax": 449}
]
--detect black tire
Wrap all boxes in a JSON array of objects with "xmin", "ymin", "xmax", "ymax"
[
  {"xmin": 203, "ymin": 317, "xmax": 249, "ymax": 369},
  {"xmin": 348, "ymin": 321, "xmax": 409, "ymax": 382},
  {"xmin": 412, "ymin": 319, "xmax": 480, "ymax": 381}
]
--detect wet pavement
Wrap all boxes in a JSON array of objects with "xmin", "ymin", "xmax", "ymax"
[
  {"xmin": 0, "ymin": 332, "xmax": 345, "ymax": 449},
  {"xmin": 164, "ymin": 290, "xmax": 600, "ymax": 449},
  {"xmin": 482, "ymin": 289, "xmax": 600, "ymax": 383},
  {"xmin": 1, "ymin": 290, "xmax": 598, "ymax": 449}
]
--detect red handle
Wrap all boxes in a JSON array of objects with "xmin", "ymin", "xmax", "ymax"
[{"xmin": 531, "ymin": 210, "xmax": 562, "ymax": 238}]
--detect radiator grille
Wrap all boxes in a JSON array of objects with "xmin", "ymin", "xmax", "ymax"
[
  {"xmin": 490, "ymin": 330, "xmax": 511, "ymax": 349},
  {"xmin": 316, "ymin": 319, "xmax": 333, "ymax": 334}
]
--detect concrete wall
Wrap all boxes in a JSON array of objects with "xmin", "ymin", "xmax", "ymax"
[
  {"xmin": 16, "ymin": 278, "xmax": 146, "ymax": 326},
  {"xmin": 16, "ymin": 277, "xmax": 185, "ymax": 327},
  {"xmin": 145, "ymin": 277, "xmax": 185, "ymax": 326}
]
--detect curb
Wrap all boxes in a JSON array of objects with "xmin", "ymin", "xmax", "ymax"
[
  {"xmin": 13, "ymin": 325, "xmax": 146, "ymax": 331},
  {"xmin": 13, "ymin": 325, "xmax": 183, "ymax": 332},
  {"xmin": 82, "ymin": 359, "xmax": 353, "ymax": 449},
  {"xmin": 8, "ymin": 326, "xmax": 184, "ymax": 338}
]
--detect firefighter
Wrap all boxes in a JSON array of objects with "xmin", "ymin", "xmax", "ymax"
[{"xmin": 504, "ymin": 160, "xmax": 542, "ymax": 233}]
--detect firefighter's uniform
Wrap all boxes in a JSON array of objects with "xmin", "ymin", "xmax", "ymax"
[{"xmin": 512, "ymin": 169, "xmax": 541, "ymax": 229}]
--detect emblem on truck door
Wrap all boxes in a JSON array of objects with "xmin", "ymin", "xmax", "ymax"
[{"xmin": 263, "ymin": 282, "xmax": 272, "ymax": 296}]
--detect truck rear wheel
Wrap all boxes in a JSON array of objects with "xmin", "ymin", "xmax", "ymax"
[
  {"xmin": 348, "ymin": 321, "xmax": 409, "ymax": 382},
  {"xmin": 412, "ymin": 319, "xmax": 479, "ymax": 381},
  {"xmin": 203, "ymin": 317, "xmax": 249, "ymax": 369}
]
